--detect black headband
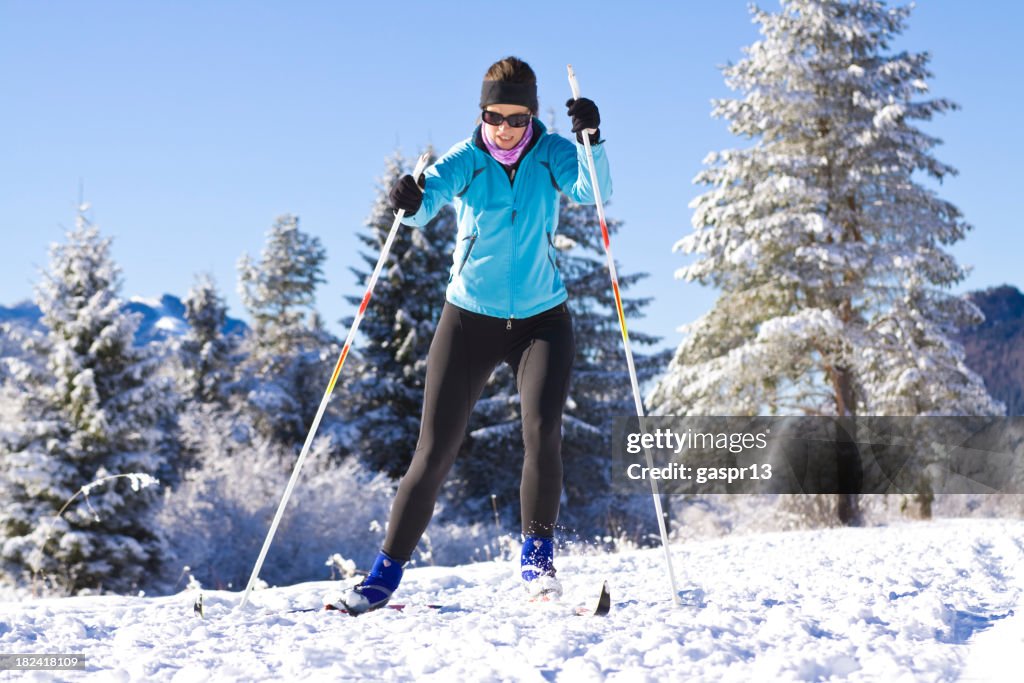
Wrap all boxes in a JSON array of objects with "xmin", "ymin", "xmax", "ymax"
[{"xmin": 480, "ymin": 80, "xmax": 538, "ymax": 113}]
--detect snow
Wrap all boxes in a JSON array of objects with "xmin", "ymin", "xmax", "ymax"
[{"xmin": 1, "ymin": 519, "xmax": 1021, "ymax": 681}]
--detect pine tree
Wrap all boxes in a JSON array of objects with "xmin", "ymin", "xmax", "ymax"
[
  {"xmin": 236, "ymin": 214, "xmax": 340, "ymax": 445},
  {"xmin": 0, "ymin": 321, "xmax": 46, "ymax": 429},
  {"xmin": 0, "ymin": 206, "xmax": 172, "ymax": 593},
  {"xmin": 344, "ymin": 151, "xmax": 455, "ymax": 477},
  {"xmin": 648, "ymin": 0, "xmax": 1003, "ymax": 523},
  {"xmin": 178, "ymin": 274, "xmax": 236, "ymax": 406},
  {"xmin": 167, "ymin": 273, "xmax": 243, "ymax": 479}
]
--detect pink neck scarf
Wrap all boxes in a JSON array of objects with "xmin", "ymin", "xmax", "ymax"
[{"xmin": 481, "ymin": 118, "xmax": 534, "ymax": 165}]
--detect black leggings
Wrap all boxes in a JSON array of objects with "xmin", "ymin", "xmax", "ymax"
[{"xmin": 382, "ymin": 301, "xmax": 575, "ymax": 562}]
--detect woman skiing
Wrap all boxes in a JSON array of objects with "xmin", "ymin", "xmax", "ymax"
[{"xmin": 342, "ymin": 56, "xmax": 611, "ymax": 614}]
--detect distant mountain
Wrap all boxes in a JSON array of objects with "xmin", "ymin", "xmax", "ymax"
[
  {"xmin": 0, "ymin": 294, "xmax": 247, "ymax": 345},
  {"xmin": 959, "ymin": 285, "xmax": 1024, "ymax": 416},
  {"xmin": 0, "ymin": 301, "xmax": 42, "ymax": 327},
  {"xmin": 122, "ymin": 294, "xmax": 247, "ymax": 343}
]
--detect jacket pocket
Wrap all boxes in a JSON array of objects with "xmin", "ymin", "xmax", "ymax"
[{"xmin": 457, "ymin": 234, "xmax": 478, "ymax": 276}]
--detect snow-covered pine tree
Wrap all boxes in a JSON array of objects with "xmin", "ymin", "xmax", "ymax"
[
  {"xmin": 178, "ymin": 273, "xmax": 236, "ymax": 406},
  {"xmin": 237, "ymin": 214, "xmax": 341, "ymax": 445},
  {"xmin": 0, "ymin": 324, "xmax": 23, "ymax": 388},
  {"xmin": 0, "ymin": 323, "xmax": 47, "ymax": 570},
  {"xmin": 0, "ymin": 320, "xmax": 46, "ymax": 434},
  {"xmin": 167, "ymin": 273, "xmax": 245, "ymax": 478},
  {"xmin": 0, "ymin": 206, "xmax": 172, "ymax": 594},
  {"xmin": 344, "ymin": 151, "xmax": 455, "ymax": 477},
  {"xmin": 648, "ymin": 0, "xmax": 1003, "ymax": 523}
]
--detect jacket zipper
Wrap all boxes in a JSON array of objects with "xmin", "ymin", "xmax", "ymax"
[
  {"xmin": 509, "ymin": 208, "xmax": 517, "ymax": 328},
  {"xmin": 478, "ymin": 125, "xmax": 542, "ymax": 326}
]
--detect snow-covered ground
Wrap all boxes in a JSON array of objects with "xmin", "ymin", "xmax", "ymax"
[{"xmin": 1, "ymin": 519, "xmax": 1022, "ymax": 682}]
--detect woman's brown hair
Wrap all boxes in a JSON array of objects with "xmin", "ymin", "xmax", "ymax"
[{"xmin": 484, "ymin": 56, "xmax": 536, "ymax": 85}]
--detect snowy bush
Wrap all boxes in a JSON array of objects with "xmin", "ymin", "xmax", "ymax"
[
  {"xmin": 154, "ymin": 402, "xmax": 396, "ymax": 592},
  {"xmin": 153, "ymin": 406, "xmax": 535, "ymax": 592}
]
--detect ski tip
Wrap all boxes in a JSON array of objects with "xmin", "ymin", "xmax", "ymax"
[
  {"xmin": 594, "ymin": 581, "xmax": 611, "ymax": 616},
  {"xmin": 193, "ymin": 592, "xmax": 205, "ymax": 619},
  {"xmin": 573, "ymin": 581, "xmax": 611, "ymax": 617}
]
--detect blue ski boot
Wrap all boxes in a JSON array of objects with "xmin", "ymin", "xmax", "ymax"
[
  {"xmin": 340, "ymin": 550, "xmax": 404, "ymax": 615},
  {"xmin": 521, "ymin": 536, "xmax": 562, "ymax": 599}
]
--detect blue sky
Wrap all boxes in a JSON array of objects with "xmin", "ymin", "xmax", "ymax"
[{"xmin": 2, "ymin": 1, "xmax": 1021, "ymax": 354}]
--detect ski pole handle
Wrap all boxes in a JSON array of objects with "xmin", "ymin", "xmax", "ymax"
[
  {"xmin": 395, "ymin": 152, "xmax": 431, "ymax": 220},
  {"xmin": 566, "ymin": 64, "xmax": 597, "ymax": 136},
  {"xmin": 567, "ymin": 64, "xmax": 582, "ymax": 101},
  {"xmin": 411, "ymin": 152, "xmax": 430, "ymax": 190}
]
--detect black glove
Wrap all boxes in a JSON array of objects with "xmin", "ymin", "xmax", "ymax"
[
  {"xmin": 566, "ymin": 97, "xmax": 601, "ymax": 144},
  {"xmin": 389, "ymin": 173, "xmax": 424, "ymax": 215}
]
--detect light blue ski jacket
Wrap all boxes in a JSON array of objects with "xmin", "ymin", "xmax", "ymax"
[{"xmin": 401, "ymin": 119, "xmax": 612, "ymax": 320}]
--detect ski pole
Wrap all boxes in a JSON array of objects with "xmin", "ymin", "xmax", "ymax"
[
  {"xmin": 567, "ymin": 65, "xmax": 682, "ymax": 606},
  {"xmin": 239, "ymin": 152, "xmax": 431, "ymax": 610}
]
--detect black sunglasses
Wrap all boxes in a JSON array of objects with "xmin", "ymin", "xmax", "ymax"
[{"xmin": 481, "ymin": 110, "xmax": 532, "ymax": 128}]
